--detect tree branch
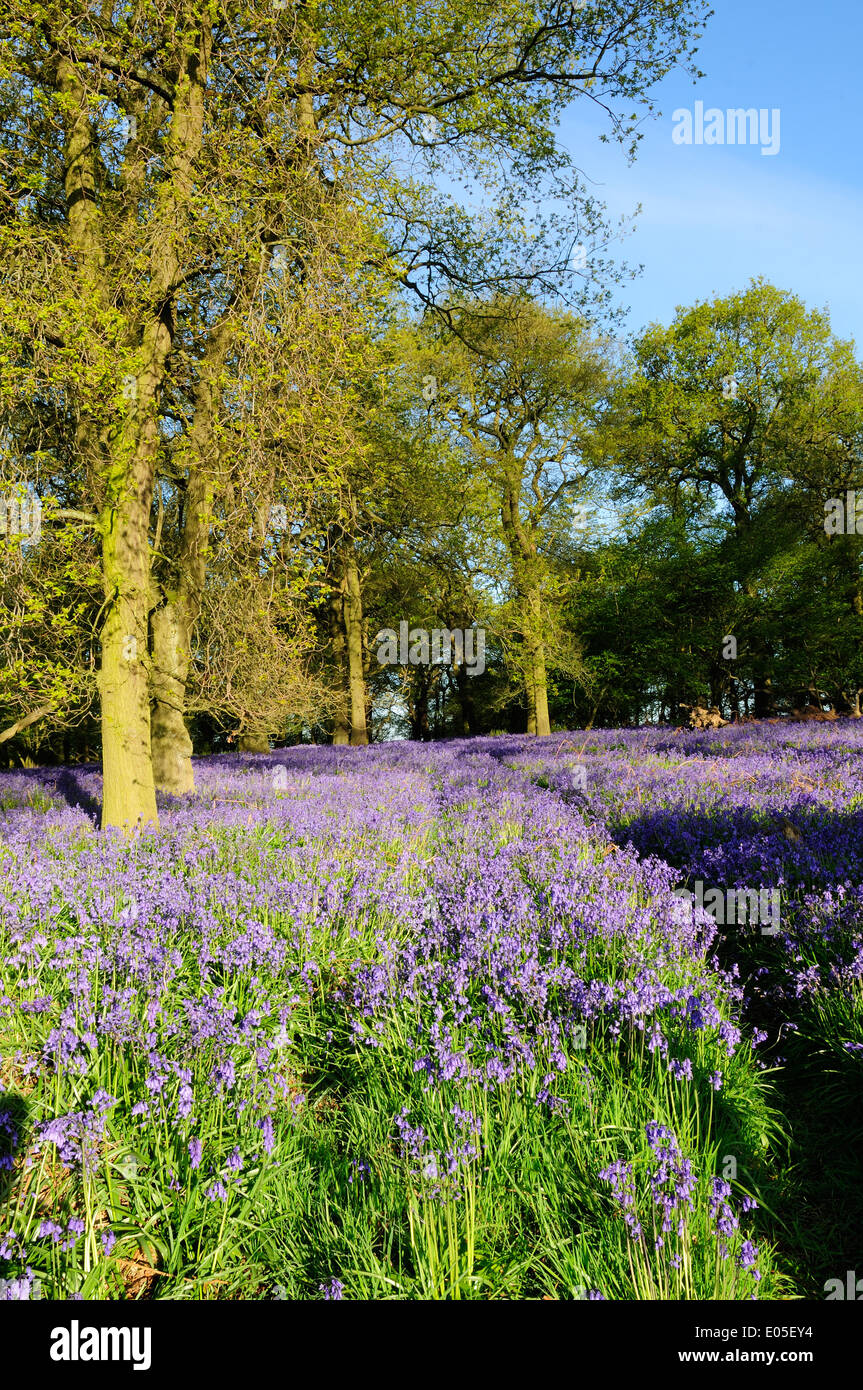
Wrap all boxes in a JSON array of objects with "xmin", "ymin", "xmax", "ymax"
[
  {"xmin": 0, "ymin": 704, "xmax": 56, "ymax": 744},
  {"xmin": 51, "ymin": 508, "xmax": 100, "ymax": 526}
]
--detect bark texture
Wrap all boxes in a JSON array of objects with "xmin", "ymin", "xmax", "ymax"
[{"xmin": 343, "ymin": 546, "xmax": 368, "ymax": 745}]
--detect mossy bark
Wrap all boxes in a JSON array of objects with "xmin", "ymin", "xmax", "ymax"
[
  {"xmin": 99, "ymin": 507, "xmax": 159, "ymax": 830},
  {"xmin": 328, "ymin": 589, "xmax": 351, "ymax": 745},
  {"xmin": 238, "ymin": 732, "xmax": 270, "ymax": 753},
  {"xmin": 58, "ymin": 23, "xmax": 211, "ymax": 830},
  {"xmin": 525, "ymin": 585, "xmax": 550, "ymax": 737},
  {"xmin": 149, "ymin": 603, "xmax": 195, "ymax": 794},
  {"xmin": 149, "ymin": 380, "xmax": 221, "ymax": 795},
  {"xmin": 500, "ymin": 476, "xmax": 551, "ymax": 738},
  {"xmin": 59, "ymin": 55, "xmax": 160, "ymax": 830},
  {"xmin": 344, "ymin": 546, "xmax": 368, "ymax": 745}
]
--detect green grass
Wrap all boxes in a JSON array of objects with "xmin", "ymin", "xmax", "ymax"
[{"xmin": 0, "ymin": 798, "xmax": 806, "ymax": 1300}]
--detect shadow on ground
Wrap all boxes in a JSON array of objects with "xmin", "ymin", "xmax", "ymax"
[{"xmin": 608, "ymin": 801, "xmax": 863, "ymax": 1297}]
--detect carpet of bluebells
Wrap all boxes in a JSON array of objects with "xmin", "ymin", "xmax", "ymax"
[{"xmin": 1, "ymin": 722, "xmax": 861, "ymax": 1300}]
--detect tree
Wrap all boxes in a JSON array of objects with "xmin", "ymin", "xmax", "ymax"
[
  {"xmin": 0, "ymin": 3, "xmax": 372, "ymax": 821},
  {"xmin": 0, "ymin": 0, "xmax": 711, "ymax": 818},
  {"xmin": 610, "ymin": 280, "xmax": 862, "ymax": 716},
  {"xmin": 413, "ymin": 297, "xmax": 608, "ymax": 734},
  {"xmin": 0, "ymin": 497, "xmax": 100, "ymax": 757}
]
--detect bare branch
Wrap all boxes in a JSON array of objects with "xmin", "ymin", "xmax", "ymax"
[{"xmin": 0, "ymin": 704, "xmax": 56, "ymax": 744}]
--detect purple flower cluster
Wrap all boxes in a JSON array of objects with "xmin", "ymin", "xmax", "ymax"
[
  {"xmin": 598, "ymin": 1158, "xmax": 641, "ymax": 1240},
  {"xmin": 512, "ymin": 722, "xmax": 863, "ymax": 1030},
  {"xmin": 3, "ymin": 724, "xmax": 843, "ymax": 1298},
  {"xmin": 600, "ymin": 1123, "xmax": 762, "ymax": 1288},
  {"xmin": 394, "ymin": 1104, "xmax": 482, "ymax": 1200},
  {"xmin": 30, "ymin": 1092, "xmax": 117, "ymax": 1171},
  {"xmin": 645, "ymin": 1122, "xmax": 697, "ymax": 1246}
]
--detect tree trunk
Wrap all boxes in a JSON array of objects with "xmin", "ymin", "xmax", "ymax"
[
  {"xmin": 525, "ymin": 586, "xmax": 551, "ymax": 736},
  {"xmin": 409, "ymin": 668, "xmax": 432, "ymax": 741},
  {"xmin": 455, "ymin": 663, "xmax": 475, "ymax": 736},
  {"xmin": 59, "ymin": 56, "xmax": 160, "ymax": 831},
  {"xmin": 149, "ymin": 317, "xmax": 229, "ymax": 793},
  {"xmin": 844, "ymin": 538, "xmax": 863, "ymax": 716},
  {"xmin": 753, "ymin": 672, "xmax": 775, "ymax": 719},
  {"xmin": 526, "ymin": 652, "xmax": 551, "ymax": 735},
  {"xmin": 525, "ymin": 673, "xmax": 537, "ymax": 734},
  {"xmin": 149, "ymin": 603, "xmax": 195, "ymax": 793},
  {"xmin": 59, "ymin": 23, "xmax": 210, "ymax": 830},
  {"xmin": 238, "ymin": 732, "xmax": 270, "ymax": 753},
  {"xmin": 327, "ymin": 589, "xmax": 350, "ymax": 745},
  {"xmin": 343, "ymin": 546, "xmax": 368, "ymax": 745},
  {"xmin": 99, "ymin": 492, "xmax": 158, "ymax": 831},
  {"xmin": 499, "ymin": 481, "xmax": 550, "ymax": 739}
]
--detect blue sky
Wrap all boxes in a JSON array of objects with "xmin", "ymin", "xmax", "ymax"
[{"xmin": 556, "ymin": 0, "xmax": 862, "ymax": 347}]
